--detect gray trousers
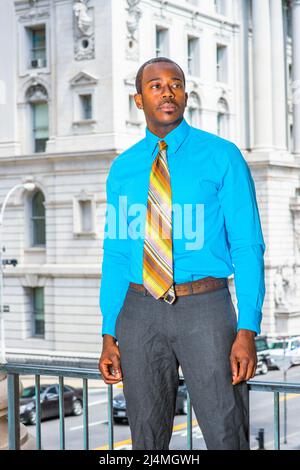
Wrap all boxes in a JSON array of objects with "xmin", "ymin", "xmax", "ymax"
[{"xmin": 115, "ymin": 283, "xmax": 250, "ymax": 450}]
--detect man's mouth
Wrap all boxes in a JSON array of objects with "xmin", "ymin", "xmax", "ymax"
[{"xmin": 159, "ymin": 103, "xmax": 177, "ymax": 112}]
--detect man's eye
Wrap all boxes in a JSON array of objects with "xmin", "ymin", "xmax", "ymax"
[{"xmin": 151, "ymin": 83, "xmax": 181, "ymax": 88}]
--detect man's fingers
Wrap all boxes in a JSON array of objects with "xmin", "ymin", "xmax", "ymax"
[
  {"xmin": 248, "ymin": 361, "xmax": 257, "ymax": 380},
  {"xmin": 230, "ymin": 355, "xmax": 239, "ymax": 383},
  {"xmin": 100, "ymin": 360, "xmax": 115, "ymax": 380},
  {"xmin": 99, "ymin": 358, "xmax": 122, "ymax": 384},
  {"xmin": 232, "ymin": 359, "xmax": 248, "ymax": 385},
  {"xmin": 111, "ymin": 357, "xmax": 123, "ymax": 380}
]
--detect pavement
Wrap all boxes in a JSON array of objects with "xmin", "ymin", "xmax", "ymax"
[{"xmin": 20, "ymin": 375, "xmax": 115, "ymax": 391}]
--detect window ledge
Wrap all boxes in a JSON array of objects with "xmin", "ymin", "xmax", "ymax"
[
  {"xmin": 126, "ymin": 119, "xmax": 143, "ymax": 127},
  {"xmin": 72, "ymin": 119, "xmax": 97, "ymax": 126},
  {"xmin": 74, "ymin": 231, "xmax": 96, "ymax": 238},
  {"xmin": 24, "ymin": 247, "xmax": 46, "ymax": 252}
]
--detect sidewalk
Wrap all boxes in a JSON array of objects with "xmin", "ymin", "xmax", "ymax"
[
  {"xmin": 250, "ymin": 430, "xmax": 300, "ymax": 450},
  {"xmin": 20, "ymin": 375, "xmax": 123, "ymax": 391}
]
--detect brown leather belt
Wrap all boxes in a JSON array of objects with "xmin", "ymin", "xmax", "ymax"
[{"xmin": 129, "ymin": 276, "xmax": 228, "ymax": 302}]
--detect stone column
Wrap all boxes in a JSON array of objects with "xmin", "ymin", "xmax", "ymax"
[
  {"xmin": 292, "ymin": 0, "xmax": 300, "ymax": 155},
  {"xmin": 270, "ymin": 0, "xmax": 288, "ymax": 150},
  {"xmin": 252, "ymin": 0, "xmax": 273, "ymax": 150}
]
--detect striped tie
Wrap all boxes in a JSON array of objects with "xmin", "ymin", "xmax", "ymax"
[{"xmin": 142, "ymin": 140, "xmax": 176, "ymax": 304}]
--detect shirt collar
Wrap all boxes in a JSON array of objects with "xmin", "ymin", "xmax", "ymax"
[{"xmin": 145, "ymin": 116, "xmax": 191, "ymax": 156}]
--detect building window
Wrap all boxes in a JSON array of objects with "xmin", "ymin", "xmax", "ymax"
[
  {"xmin": 31, "ymin": 287, "xmax": 45, "ymax": 337},
  {"xmin": 289, "ymin": 123, "xmax": 293, "ymax": 152},
  {"xmin": 217, "ymin": 97, "xmax": 229, "ymax": 138},
  {"xmin": 31, "ymin": 191, "xmax": 46, "ymax": 246},
  {"xmin": 80, "ymin": 200, "xmax": 92, "ymax": 232},
  {"xmin": 27, "ymin": 25, "xmax": 47, "ymax": 69},
  {"xmin": 216, "ymin": 44, "xmax": 228, "ymax": 82},
  {"xmin": 156, "ymin": 27, "xmax": 168, "ymax": 57},
  {"xmin": 70, "ymin": 72, "xmax": 98, "ymax": 129},
  {"xmin": 187, "ymin": 36, "xmax": 200, "ymax": 76},
  {"xmin": 185, "ymin": 92, "xmax": 201, "ymax": 129},
  {"xmin": 129, "ymin": 94, "xmax": 138, "ymax": 122},
  {"xmin": 73, "ymin": 191, "xmax": 96, "ymax": 236},
  {"xmin": 26, "ymin": 84, "xmax": 49, "ymax": 153},
  {"xmin": 214, "ymin": 0, "xmax": 227, "ymax": 15},
  {"xmin": 288, "ymin": 63, "xmax": 293, "ymax": 93},
  {"xmin": 80, "ymin": 94, "xmax": 92, "ymax": 120},
  {"xmin": 32, "ymin": 102, "xmax": 49, "ymax": 152}
]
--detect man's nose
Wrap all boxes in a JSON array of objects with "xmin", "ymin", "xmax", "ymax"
[{"xmin": 162, "ymin": 84, "xmax": 175, "ymax": 98}]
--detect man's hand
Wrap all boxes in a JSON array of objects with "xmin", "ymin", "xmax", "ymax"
[
  {"xmin": 99, "ymin": 334, "xmax": 123, "ymax": 384},
  {"xmin": 230, "ymin": 329, "xmax": 257, "ymax": 385}
]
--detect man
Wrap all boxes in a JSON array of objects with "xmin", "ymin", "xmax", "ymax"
[{"xmin": 98, "ymin": 57, "xmax": 265, "ymax": 450}]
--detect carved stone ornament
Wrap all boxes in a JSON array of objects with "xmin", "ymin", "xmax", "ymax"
[
  {"xmin": 273, "ymin": 265, "xmax": 297, "ymax": 309},
  {"xmin": 73, "ymin": 0, "xmax": 95, "ymax": 61},
  {"xmin": 25, "ymin": 84, "xmax": 48, "ymax": 103},
  {"xmin": 125, "ymin": 0, "xmax": 142, "ymax": 61},
  {"xmin": 19, "ymin": 0, "xmax": 49, "ymax": 23}
]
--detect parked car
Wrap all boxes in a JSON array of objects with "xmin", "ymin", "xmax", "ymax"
[
  {"xmin": 113, "ymin": 376, "xmax": 188, "ymax": 424},
  {"xmin": 255, "ymin": 358, "xmax": 268, "ymax": 375},
  {"xmin": 20, "ymin": 384, "xmax": 83, "ymax": 425},
  {"xmin": 255, "ymin": 335, "xmax": 278, "ymax": 371},
  {"xmin": 267, "ymin": 336, "xmax": 300, "ymax": 368}
]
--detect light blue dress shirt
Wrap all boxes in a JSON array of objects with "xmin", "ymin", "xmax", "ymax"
[{"xmin": 100, "ymin": 117, "xmax": 265, "ymax": 339}]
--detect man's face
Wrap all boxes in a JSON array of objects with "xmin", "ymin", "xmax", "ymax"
[{"xmin": 134, "ymin": 62, "xmax": 188, "ymax": 130}]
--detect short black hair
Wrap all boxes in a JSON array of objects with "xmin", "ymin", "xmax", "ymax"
[{"xmin": 135, "ymin": 57, "xmax": 186, "ymax": 95}]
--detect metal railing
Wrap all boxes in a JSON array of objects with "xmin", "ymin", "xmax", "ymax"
[{"xmin": 0, "ymin": 363, "xmax": 299, "ymax": 450}]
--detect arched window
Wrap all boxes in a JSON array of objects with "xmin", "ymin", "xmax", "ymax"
[
  {"xmin": 31, "ymin": 190, "xmax": 46, "ymax": 246},
  {"xmin": 25, "ymin": 84, "xmax": 49, "ymax": 153},
  {"xmin": 217, "ymin": 97, "xmax": 229, "ymax": 138},
  {"xmin": 186, "ymin": 92, "xmax": 201, "ymax": 129}
]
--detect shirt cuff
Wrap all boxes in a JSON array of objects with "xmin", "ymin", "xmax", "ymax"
[
  {"xmin": 237, "ymin": 315, "xmax": 261, "ymax": 337},
  {"xmin": 101, "ymin": 317, "xmax": 117, "ymax": 340}
]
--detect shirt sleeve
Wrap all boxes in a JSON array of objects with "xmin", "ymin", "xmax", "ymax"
[
  {"xmin": 99, "ymin": 161, "xmax": 130, "ymax": 339},
  {"xmin": 216, "ymin": 142, "xmax": 266, "ymax": 336}
]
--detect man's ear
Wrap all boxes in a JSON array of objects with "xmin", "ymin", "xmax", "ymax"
[{"xmin": 134, "ymin": 93, "xmax": 143, "ymax": 109}]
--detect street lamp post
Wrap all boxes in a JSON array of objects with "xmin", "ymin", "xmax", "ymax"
[{"xmin": 0, "ymin": 182, "xmax": 35, "ymax": 363}]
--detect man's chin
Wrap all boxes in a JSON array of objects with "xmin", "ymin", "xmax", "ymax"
[{"xmin": 155, "ymin": 111, "xmax": 183, "ymax": 123}]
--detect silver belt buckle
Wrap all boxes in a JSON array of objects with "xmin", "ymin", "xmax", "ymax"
[{"xmin": 163, "ymin": 291, "xmax": 176, "ymax": 304}]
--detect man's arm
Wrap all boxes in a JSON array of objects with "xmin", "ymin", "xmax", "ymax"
[
  {"xmin": 99, "ymin": 162, "xmax": 129, "ymax": 383},
  {"xmin": 217, "ymin": 142, "xmax": 266, "ymax": 336},
  {"xmin": 99, "ymin": 162, "xmax": 130, "ymax": 339},
  {"xmin": 217, "ymin": 142, "xmax": 266, "ymax": 384}
]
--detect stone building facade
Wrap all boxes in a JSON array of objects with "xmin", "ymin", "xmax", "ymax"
[{"xmin": 0, "ymin": 0, "xmax": 299, "ymax": 356}]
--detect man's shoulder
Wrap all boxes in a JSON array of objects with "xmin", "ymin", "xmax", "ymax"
[
  {"xmin": 112, "ymin": 137, "xmax": 146, "ymax": 168},
  {"xmin": 192, "ymin": 127, "xmax": 246, "ymax": 165},
  {"xmin": 107, "ymin": 137, "xmax": 146, "ymax": 186},
  {"xmin": 190, "ymin": 126, "xmax": 239, "ymax": 153}
]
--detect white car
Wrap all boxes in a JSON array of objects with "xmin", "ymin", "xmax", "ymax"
[{"xmin": 268, "ymin": 336, "xmax": 300, "ymax": 368}]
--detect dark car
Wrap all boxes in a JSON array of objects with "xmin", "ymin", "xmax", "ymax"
[
  {"xmin": 255, "ymin": 335, "xmax": 278, "ymax": 371},
  {"xmin": 113, "ymin": 377, "xmax": 188, "ymax": 424},
  {"xmin": 20, "ymin": 384, "xmax": 83, "ymax": 425}
]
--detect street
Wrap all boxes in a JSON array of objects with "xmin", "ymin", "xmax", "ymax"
[{"xmin": 23, "ymin": 365, "xmax": 300, "ymax": 450}]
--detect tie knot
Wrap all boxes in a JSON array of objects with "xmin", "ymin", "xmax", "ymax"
[{"xmin": 158, "ymin": 140, "xmax": 167, "ymax": 151}]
